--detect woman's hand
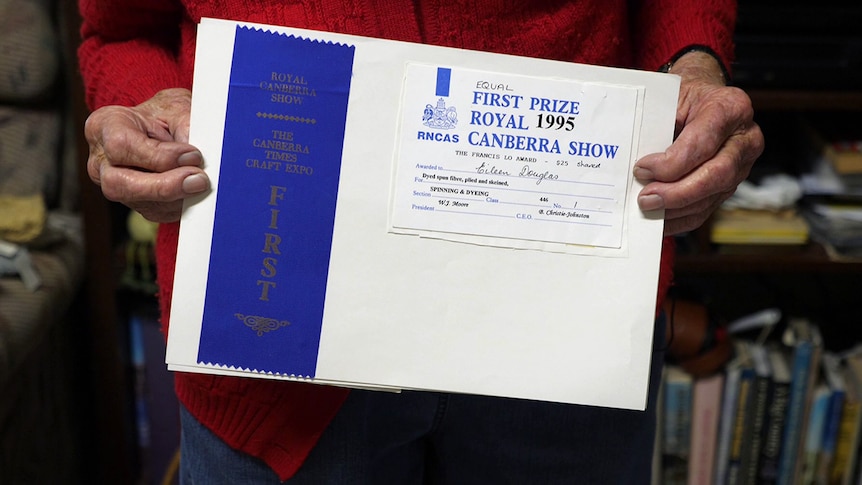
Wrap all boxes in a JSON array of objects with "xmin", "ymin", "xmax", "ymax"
[
  {"xmin": 84, "ymin": 88, "xmax": 209, "ymax": 223},
  {"xmin": 634, "ymin": 51, "xmax": 765, "ymax": 235}
]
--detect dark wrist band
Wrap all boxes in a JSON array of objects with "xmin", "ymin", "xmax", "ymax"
[{"xmin": 659, "ymin": 45, "xmax": 731, "ymax": 83}]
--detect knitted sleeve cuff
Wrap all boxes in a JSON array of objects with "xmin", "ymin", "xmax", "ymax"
[
  {"xmin": 78, "ymin": 37, "xmax": 184, "ymax": 110},
  {"xmin": 77, "ymin": 0, "xmax": 185, "ymax": 109},
  {"xmin": 632, "ymin": 0, "xmax": 736, "ymax": 77}
]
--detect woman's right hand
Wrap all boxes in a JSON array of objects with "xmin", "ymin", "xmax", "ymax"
[{"xmin": 84, "ymin": 88, "xmax": 209, "ymax": 223}]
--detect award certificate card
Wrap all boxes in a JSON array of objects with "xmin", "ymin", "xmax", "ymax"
[{"xmin": 166, "ymin": 17, "xmax": 680, "ymax": 410}]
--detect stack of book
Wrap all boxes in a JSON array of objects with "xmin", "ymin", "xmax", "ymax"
[
  {"xmin": 654, "ymin": 319, "xmax": 862, "ymax": 485},
  {"xmin": 801, "ymin": 201, "xmax": 862, "ymax": 260},
  {"xmin": 710, "ymin": 208, "xmax": 810, "ymax": 247},
  {"xmin": 798, "ymin": 126, "xmax": 862, "ymax": 259},
  {"xmin": 820, "ymin": 139, "xmax": 862, "ymax": 191},
  {"xmin": 708, "ymin": 174, "xmax": 809, "ymax": 249},
  {"xmin": 800, "ymin": 119, "xmax": 862, "ymax": 196},
  {"xmin": 823, "ymin": 140, "xmax": 862, "ymax": 183}
]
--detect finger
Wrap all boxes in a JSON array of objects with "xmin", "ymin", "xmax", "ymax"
[
  {"xmin": 98, "ymin": 164, "xmax": 209, "ymax": 205},
  {"xmin": 635, "ymin": 87, "xmax": 754, "ymax": 182},
  {"xmin": 663, "ymin": 191, "xmax": 732, "ymax": 236},
  {"xmin": 140, "ymin": 88, "xmax": 194, "ymax": 143},
  {"xmin": 648, "ymin": 153, "xmax": 739, "ymax": 212},
  {"xmin": 102, "ymin": 119, "xmax": 202, "ymax": 172},
  {"xmin": 675, "ymin": 91, "xmax": 755, "ymax": 163},
  {"xmin": 85, "ymin": 103, "xmax": 201, "ymax": 176},
  {"xmin": 128, "ymin": 200, "xmax": 185, "ymax": 224},
  {"xmin": 173, "ymin": 119, "xmax": 192, "ymax": 144},
  {"xmin": 637, "ymin": 127, "xmax": 758, "ymax": 213},
  {"xmin": 141, "ymin": 105, "xmax": 193, "ymax": 144},
  {"xmin": 636, "ymin": 117, "xmax": 730, "ymax": 183},
  {"xmin": 663, "ymin": 189, "xmax": 734, "ymax": 224}
]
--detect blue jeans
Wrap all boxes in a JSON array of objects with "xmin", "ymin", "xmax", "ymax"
[{"xmin": 180, "ymin": 316, "xmax": 666, "ymax": 484}]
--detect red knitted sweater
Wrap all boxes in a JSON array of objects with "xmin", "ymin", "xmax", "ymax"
[{"xmin": 78, "ymin": 0, "xmax": 736, "ymax": 480}]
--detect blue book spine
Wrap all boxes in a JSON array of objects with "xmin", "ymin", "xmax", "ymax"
[
  {"xmin": 817, "ymin": 387, "xmax": 845, "ymax": 482},
  {"xmin": 800, "ymin": 387, "xmax": 830, "ymax": 483},
  {"xmin": 776, "ymin": 341, "xmax": 813, "ymax": 485}
]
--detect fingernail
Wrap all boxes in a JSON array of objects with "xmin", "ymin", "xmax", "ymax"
[
  {"xmin": 178, "ymin": 150, "xmax": 203, "ymax": 166},
  {"xmin": 182, "ymin": 173, "xmax": 209, "ymax": 194},
  {"xmin": 638, "ymin": 194, "xmax": 664, "ymax": 211},
  {"xmin": 633, "ymin": 166, "xmax": 654, "ymax": 180}
]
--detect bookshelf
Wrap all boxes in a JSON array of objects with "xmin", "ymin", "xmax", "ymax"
[
  {"xmin": 673, "ymin": 88, "xmax": 862, "ymax": 348},
  {"xmin": 661, "ymin": 28, "xmax": 862, "ymax": 475},
  {"xmin": 676, "ymin": 242, "xmax": 862, "ymax": 273},
  {"xmin": 675, "ymin": 88, "xmax": 862, "ymax": 275}
]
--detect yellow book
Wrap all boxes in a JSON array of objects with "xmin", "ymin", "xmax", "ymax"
[
  {"xmin": 830, "ymin": 355, "xmax": 862, "ymax": 484},
  {"xmin": 710, "ymin": 209, "xmax": 809, "ymax": 245},
  {"xmin": 824, "ymin": 142, "xmax": 862, "ymax": 175}
]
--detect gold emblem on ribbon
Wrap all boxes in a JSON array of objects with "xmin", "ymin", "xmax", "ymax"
[{"xmin": 234, "ymin": 313, "xmax": 291, "ymax": 336}]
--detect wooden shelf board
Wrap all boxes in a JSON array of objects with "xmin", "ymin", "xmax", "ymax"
[
  {"xmin": 747, "ymin": 90, "xmax": 862, "ymax": 111},
  {"xmin": 675, "ymin": 243, "xmax": 862, "ymax": 273}
]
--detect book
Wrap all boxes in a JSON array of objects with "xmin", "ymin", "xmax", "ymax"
[
  {"xmin": 716, "ymin": 364, "xmax": 744, "ymax": 485},
  {"xmin": 166, "ymin": 17, "xmax": 681, "ymax": 410},
  {"xmin": 833, "ymin": 353, "xmax": 862, "ymax": 485},
  {"xmin": 824, "ymin": 141, "xmax": 862, "ymax": 175},
  {"xmin": 758, "ymin": 346, "xmax": 793, "ymax": 484},
  {"xmin": 817, "ymin": 353, "xmax": 848, "ymax": 484},
  {"xmin": 726, "ymin": 341, "xmax": 757, "ymax": 485},
  {"xmin": 710, "ymin": 208, "xmax": 809, "ymax": 246},
  {"xmin": 800, "ymin": 383, "xmax": 830, "ymax": 484},
  {"xmin": 742, "ymin": 343, "xmax": 773, "ymax": 485},
  {"xmin": 129, "ymin": 315, "xmax": 150, "ymax": 462},
  {"xmin": 804, "ymin": 120, "xmax": 862, "ymax": 175},
  {"xmin": 662, "ymin": 365, "xmax": 693, "ymax": 485},
  {"xmin": 129, "ymin": 310, "xmax": 182, "ymax": 485},
  {"xmin": 653, "ymin": 370, "xmax": 667, "ymax": 485},
  {"xmin": 687, "ymin": 372, "xmax": 725, "ymax": 485},
  {"xmin": 776, "ymin": 319, "xmax": 824, "ymax": 485}
]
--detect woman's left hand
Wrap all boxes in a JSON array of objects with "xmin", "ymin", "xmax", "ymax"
[{"xmin": 634, "ymin": 51, "xmax": 765, "ymax": 235}]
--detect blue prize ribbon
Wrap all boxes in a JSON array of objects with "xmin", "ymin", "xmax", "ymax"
[
  {"xmin": 436, "ymin": 67, "xmax": 451, "ymax": 97},
  {"xmin": 197, "ymin": 27, "xmax": 354, "ymax": 377}
]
